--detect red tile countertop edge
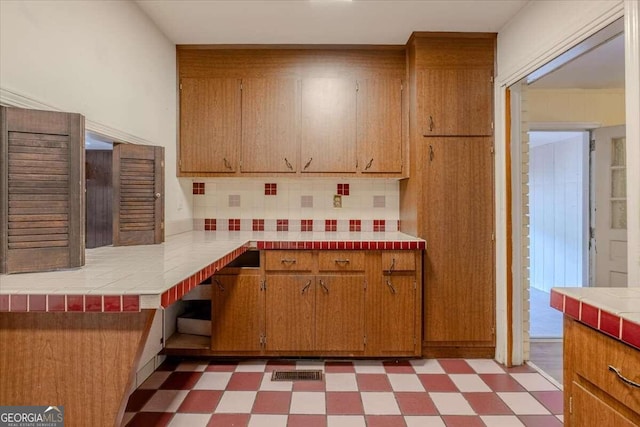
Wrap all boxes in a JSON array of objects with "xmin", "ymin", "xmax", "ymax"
[
  {"xmin": 550, "ymin": 289, "xmax": 638, "ymax": 350},
  {"xmin": 1, "ymin": 239, "xmax": 424, "ymax": 313}
]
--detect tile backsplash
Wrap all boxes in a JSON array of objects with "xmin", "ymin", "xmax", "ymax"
[{"xmin": 192, "ymin": 178, "xmax": 400, "ymax": 232}]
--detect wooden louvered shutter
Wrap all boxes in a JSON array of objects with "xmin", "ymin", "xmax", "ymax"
[
  {"xmin": 1, "ymin": 107, "xmax": 85, "ymax": 274},
  {"xmin": 113, "ymin": 144, "xmax": 164, "ymax": 246}
]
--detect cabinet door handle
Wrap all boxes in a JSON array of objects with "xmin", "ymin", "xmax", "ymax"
[
  {"xmin": 303, "ymin": 157, "xmax": 313, "ymax": 170},
  {"xmin": 281, "ymin": 258, "xmax": 297, "ymax": 264},
  {"xmin": 364, "ymin": 158, "xmax": 374, "ymax": 170},
  {"xmin": 319, "ymin": 279, "xmax": 329, "ymax": 294},
  {"xmin": 389, "ymin": 257, "xmax": 396, "ymax": 272},
  {"xmin": 429, "ymin": 115, "xmax": 434, "ymax": 132},
  {"xmin": 213, "ymin": 278, "xmax": 225, "ymax": 292},
  {"xmin": 334, "ymin": 259, "xmax": 350, "ymax": 264},
  {"xmin": 223, "ymin": 157, "xmax": 233, "ymax": 170},
  {"xmin": 284, "ymin": 157, "xmax": 293, "ymax": 170},
  {"xmin": 608, "ymin": 365, "xmax": 640, "ymax": 388},
  {"xmin": 429, "ymin": 145, "xmax": 434, "ymax": 162},
  {"xmin": 301, "ymin": 280, "xmax": 312, "ymax": 294},
  {"xmin": 386, "ymin": 279, "xmax": 396, "ymax": 294}
]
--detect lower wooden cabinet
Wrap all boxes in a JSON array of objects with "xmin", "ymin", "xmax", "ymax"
[
  {"xmin": 165, "ymin": 249, "xmax": 422, "ymax": 357},
  {"xmin": 564, "ymin": 317, "xmax": 640, "ymax": 426},
  {"xmin": 210, "ymin": 271, "xmax": 262, "ymax": 353}
]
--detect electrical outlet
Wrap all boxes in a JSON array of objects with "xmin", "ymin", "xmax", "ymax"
[{"xmin": 333, "ymin": 194, "xmax": 342, "ymax": 208}]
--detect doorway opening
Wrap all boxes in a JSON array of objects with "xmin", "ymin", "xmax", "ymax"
[{"xmin": 509, "ymin": 19, "xmax": 626, "ymax": 384}]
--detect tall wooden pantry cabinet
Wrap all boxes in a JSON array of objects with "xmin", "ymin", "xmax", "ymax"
[{"xmin": 401, "ymin": 33, "xmax": 496, "ymax": 358}]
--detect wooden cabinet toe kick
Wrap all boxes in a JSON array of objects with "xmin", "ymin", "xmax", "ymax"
[{"xmin": 0, "ymin": 310, "xmax": 155, "ymax": 427}]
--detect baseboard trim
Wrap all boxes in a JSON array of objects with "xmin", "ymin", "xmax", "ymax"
[{"xmin": 422, "ymin": 346, "xmax": 495, "ymax": 359}]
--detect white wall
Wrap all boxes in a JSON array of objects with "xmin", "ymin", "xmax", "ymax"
[
  {"xmin": 0, "ymin": 0, "xmax": 192, "ymax": 236},
  {"xmin": 529, "ymin": 132, "xmax": 588, "ymax": 293}
]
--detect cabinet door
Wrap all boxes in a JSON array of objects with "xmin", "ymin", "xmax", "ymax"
[
  {"xmin": 367, "ymin": 275, "xmax": 416, "ymax": 355},
  {"xmin": 315, "ymin": 275, "xmax": 365, "ymax": 353},
  {"xmin": 301, "ymin": 78, "xmax": 357, "ymax": 173},
  {"xmin": 265, "ymin": 275, "xmax": 315, "ymax": 352},
  {"xmin": 241, "ymin": 79, "xmax": 299, "ymax": 173},
  {"xmin": 419, "ymin": 68, "xmax": 493, "ymax": 137},
  {"xmin": 357, "ymin": 79, "xmax": 403, "ymax": 174},
  {"xmin": 423, "ymin": 137, "xmax": 494, "ymax": 347},
  {"xmin": 211, "ymin": 274, "xmax": 262, "ymax": 352},
  {"xmin": 571, "ymin": 382, "xmax": 638, "ymax": 427},
  {"xmin": 179, "ymin": 78, "xmax": 240, "ymax": 173}
]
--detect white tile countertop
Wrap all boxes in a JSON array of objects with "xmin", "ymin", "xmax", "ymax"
[
  {"xmin": 550, "ymin": 287, "xmax": 640, "ymax": 350},
  {"xmin": 0, "ymin": 230, "xmax": 425, "ymax": 313}
]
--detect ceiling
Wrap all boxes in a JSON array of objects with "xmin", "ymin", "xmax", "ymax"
[
  {"xmin": 530, "ymin": 33, "xmax": 625, "ymax": 90},
  {"xmin": 135, "ymin": 0, "xmax": 528, "ymax": 45}
]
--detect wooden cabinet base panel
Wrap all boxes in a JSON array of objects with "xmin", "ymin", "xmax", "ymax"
[
  {"xmin": 422, "ymin": 345, "xmax": 495, "ymax": 359},
  {"xmin": 0, "ymin": 311, "xmax": 154, "ymax": 427}
]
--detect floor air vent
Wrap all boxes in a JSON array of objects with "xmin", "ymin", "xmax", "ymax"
[{"xmin": 271, "ymin": 370, "xmax": 323, "ymax": 381}]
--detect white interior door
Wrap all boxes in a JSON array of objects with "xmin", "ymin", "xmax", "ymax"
[{"xmin": 592, "ymin": 125, "xmax": 627, "ymax": 287}]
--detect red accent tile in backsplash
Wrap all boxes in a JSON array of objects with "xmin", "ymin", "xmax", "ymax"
[
  {"xmin": 48, "ymin": 295, "xmax": 66, "ymax": 311},
  {"xmin": 10, "ymin": 295, "xmax": 27, "ymax": 311},
  {"xmin": 564, "ymin": 296, "xmax": 580, "ymax": 318},
  {"xmin": 204, "ymin": 218, "xmax": 216, "ymax": 231},
  {"xmin": 621, "ymin": 320, "xmax": 640, "ymax": 349},
  {"xmin": 549, "ymin": 290, "xmax": 564, "ymax": 311},
  {"xmin": 265, "ymin": 183, "xmax": 277, "ymax": 196},
  {"xmin": 67, "ymin": 295, "xmax": 84, "ymax": 311},
  {"xmin": 253, "ymin": 219, "xmax": 264, "ymax": 231},
  {"xmin": 301, "ymin": 219, "xmax": 313, "ymax": 232},
  {"xmin": 104, "ymin": 295, "xmax": 122, "ymax": 312},
  {"xmin": 192, "ymin": 182, "xmax": 205, "ymax": 195},
  {"xmin": 599, "ymin": 311, "xmax": 621, "ymax": 338},
  {"xmin": 373, "ymin": 219, "xmax": 386, "ymax": 232},
  {"xmin": 277, "ymin": 219, "xmax": 289, "ymax": 232},
  {"xmin": 580, "ymin": 302, "xmax": 599, "ymax": 329},
  {"xmin": 349, "ymin": 219, "xmax": 361, "ymax": 232},
  {"xmin": 0, "ymin": 295, "xmax": 9, "ymax": 312},
  {"xmin": 325, "ymin": 219, "xmax": 337, "ymax": 232},
  {"xmin": 337, "ymin": 183, "xmax": 350, "ymax": 196},
  {"xmin": 29, "ymin": 295, "xmax": 46, "ymax": 311},
  {"xmin": 229, "ymin": 219, "xmax": 241, "ymax": 231},
  {"xmin": 122, "ymin": 295, "xmax": 140, "ymax": 312},
  {"xmin": 85, "ymin": 295, "xmax": 102, "ymax": 312}
]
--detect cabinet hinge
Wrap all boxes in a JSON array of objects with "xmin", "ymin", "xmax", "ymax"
[
  {"xmin": 490, "ymin": 76, "xmax": 494, "ymax": 83},
  {"xmin": 356, "ymin": 81, "xmax": 359, "ymax": 92},
  {"xmin": 491, "ymin": 233, "xmax": 495, "ymax": 241},
  {"xmin": 364, "ymin": 335, "xmax": 367, "ymax": 346},
  {"xmin": 590, "ymin": 139, "xmax": 596, "ymax": 152},
  {"xmin": 240, "ymin": 82, "xmax": 243, "ymax": 91},
  {"xmin": 179, "ymin": 83, "xmax": 182, "ymax": 90},
  {"xmin": 490, "ymin": 146, "xmax": 495, "ymax": 154},
  {"xmin": 491, "ymin": 121, "xmax": 494, "ymax": 130},
  {"xmin": 161, "ymin": 160, "xmax": 165, "ymax": 168},
  {"xmin": 401, "ymin": 82, "xmax": 404, "ymax": 91},
  {"xmin": 260, "ymin": 334, "xmax": 267, "ymax": 346},
  {"xmin": 413, "ymin": 280, "xmax": 417, "ymax": 290},
  {"xmin": 161, "ymin": 221, "xmax": 164, "ymax": 230},
  {"xmin": 364, "ymin": 280, "xmax": 367, "ymax": 290},
  {"xmin": 260, "ymin": 280, "xmax": 267, "ymax": 291}
]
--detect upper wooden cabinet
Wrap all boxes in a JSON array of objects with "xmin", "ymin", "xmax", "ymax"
[
  {"xmin": 241, "ymin": 78, "xmax": 300, "ymax": 173},
  {"xmin": 301, "ymin": 78, "xmax": 357, "ymax": 173},
  {"xmin": 357, "ymin": 79, "xmax": 404, "ymax": 174},
  {"xmin": 419, "ymin": 68, "xmax": 493, "ymax": 136},
  {"xmin": 176, "ymin": 47, "xmax": 406, "ymax": 177},
  {"xmin": 179, "ymin": 78, "xmax": 240, "ymax": 173}
]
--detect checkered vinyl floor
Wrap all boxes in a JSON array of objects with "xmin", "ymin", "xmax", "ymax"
[{"xmin": 123, "ymin": 358, "xmax": 563, "ymax": 427}]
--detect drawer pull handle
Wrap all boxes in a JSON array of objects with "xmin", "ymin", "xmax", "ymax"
[
  {"xmin": 608, "ymin": 365, "xmax": 640, "ymax": 388},
  {"xmin": 386, "ymin": 279, "xmax": 396, "ymax": 294},
  {"xmin": 319, "ymin": 279, "xmax": 329, "ymax": 294},
  {"xmin": 303, "ymin": 157, "xmax": 313, "ymax": 170},
  {"xmin": 389, "ymin": 258, "xmax": 396, "ymax": 273},
  {"xmin": 284, "ymin": 157, "xmax": 293, "ymax": 170},
  {"xmin": 334, "ymin": 259, "xmax": 350, "ymax": 264},
  {"xmin": 364, "ymin": 158, "xmax": 374, "ymax": 170},
  {"xmin": 281, "ymin": 259, "xmax": 297, "ymax": 264},
  {"xmin": 213, "ymin": 278, "xmax": 225, "ymax": 292},
  {"xmin": 223, "ymin": 157, "xmax": 233, "ymax": 170},
  {"xmin": 301, "ymin": 280, "xmax": 312, "ymax": 294}
]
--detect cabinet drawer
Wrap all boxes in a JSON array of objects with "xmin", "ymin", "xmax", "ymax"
[
  {"xmin": 318, "ymin": 251, "xmax": 365, "ymax": 272},
  {"xmin": 572, "ymin": 320, "xmax": 640, "ymax": 415},
  {"xmin": 265, "ymin": 251, "xmax": 313, "ymax": 272},
  {"xmin": 382, "ymin": 252, "xmax": 416, "ymax": 272}
]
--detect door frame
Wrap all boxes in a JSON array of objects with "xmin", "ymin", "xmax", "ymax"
[{"xmin": 497, "ymin": 3, "xmax": 639, "ymax": 365}]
